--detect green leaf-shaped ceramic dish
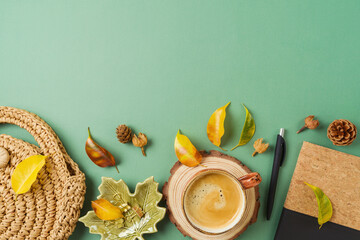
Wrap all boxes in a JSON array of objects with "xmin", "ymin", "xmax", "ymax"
[{"xmin": 79, "ymin": 176, "xmax": 166, "ymax": 240}]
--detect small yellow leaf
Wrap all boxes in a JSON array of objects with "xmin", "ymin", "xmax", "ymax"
[
  {"xmin": 11, "ymin": 155, "xmax": 46, "ymax": 195},
  {"xmin": 207, "ymin": 102, "xmax": 230, "ymax": 150},
  {"xmin": 174, "ymin": 130, "xmax": 202, "ymax": 167},
  {"xmin": 92, "ymin": 198, "xmax": 124, "ymax": 220},
  {"xmin": 305, "ymin": 182, "xmax": 333, "ymax": 229}
]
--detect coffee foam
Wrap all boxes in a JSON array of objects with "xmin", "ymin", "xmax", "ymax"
[
  {"xmin": 184, "ymin": 172, "xmax": 244, "ymax": 232},
  {"xmin": 186, "ymin": 183, "xmax": 225, "ymax": 209}
]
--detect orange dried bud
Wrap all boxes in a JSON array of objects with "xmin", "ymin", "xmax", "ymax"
[
  {"xmin": 297, "ymin": 115, "xmax": 319, "ymax": 134},
  {"xmin": 252, "ymin": 138, "xmax": 269, "ymax": 157},
  {"xmin": 305, "ymin": 115, "xmax": 320, "ymax": 129},
  {"xmin": 132, "ymin": 133, "xmax": 148, "ymax": 156}
]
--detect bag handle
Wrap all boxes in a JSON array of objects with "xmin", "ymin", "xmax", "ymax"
[{"xmin": 0, "ymin": 106, "xmax": 82, "ymax": 178}]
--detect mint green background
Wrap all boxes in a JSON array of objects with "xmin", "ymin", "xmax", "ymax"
[{"xmin": 1, "ymin": 1, "xmax": 359, "ymax": 239}]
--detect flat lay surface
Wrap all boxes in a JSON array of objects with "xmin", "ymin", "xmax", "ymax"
[{"xmin": 1, "ymin": 1, "xmax": 360, "ymax": 239}]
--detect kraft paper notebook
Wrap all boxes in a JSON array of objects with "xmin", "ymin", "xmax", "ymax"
[{"xmin": 275, "ymin": 141, "xmax": 360, "ymax": 240}]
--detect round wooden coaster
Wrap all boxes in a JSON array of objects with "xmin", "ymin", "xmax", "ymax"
[{"xmin": 163, "ymin": 150, "xmax": 260, "ymax": 240}]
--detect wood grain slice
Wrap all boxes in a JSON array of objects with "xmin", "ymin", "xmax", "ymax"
[{"xmin": 163, "ymin": 150, "xmax": 260, "ymax": 240}]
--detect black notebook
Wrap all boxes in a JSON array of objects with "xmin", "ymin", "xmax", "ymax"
[{"xmin": 275, "ymin": 142, "xmax": 360, "ymax": 240}]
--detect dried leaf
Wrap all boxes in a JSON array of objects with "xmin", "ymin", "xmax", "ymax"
[
  {"xmin": 92, "ymin": 198, "xmax": 124, "ymax": 220},
  {"xmin": 231, "ymin": 104, "xmax": 255, "ymax": 150},
  {"xmin": 252, "ymin": 138, "xmax": 269, "ymax": 157},
  {"xmin": 79, "ymin": 177, "xmax": 166, "ymax": 240},
  {"xmin": 11, "ymin": 155, "xmax": 46, "ymax": 195},
  {"xmin": 85, "ymin": 127, "xmax": 119, "ymax": 173},
  {"xmin": 305, "ymin": 182, "xmax": 333, "ymax": 229},
  {"xmin": 174, "ymin": 130, "xmax": 202, "ymax": 167},
  {"xmin": 207, "ymin": 102, "xmax": 230, "ymax": 150}
]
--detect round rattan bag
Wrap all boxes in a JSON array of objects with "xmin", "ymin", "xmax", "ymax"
[{"xmin": 0, "ymin": 107, "xmax": 86, "ymax": 240}]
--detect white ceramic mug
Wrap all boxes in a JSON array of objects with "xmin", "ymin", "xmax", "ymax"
[{"xmin": 182, "ymin": 169, "xmax": 261, "ymax": 234}]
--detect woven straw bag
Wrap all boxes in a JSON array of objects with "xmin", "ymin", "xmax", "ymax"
[{"xmin": 0, "ymin": 106, "xmax": 86, "ymax": 240}]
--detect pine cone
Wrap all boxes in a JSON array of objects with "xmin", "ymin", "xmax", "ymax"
[
  {"xmin": 116, "ymin": 124, "xmax": 132, "ymax": 143},
  {"xmin": 327, "ymin": 119, "xmax": 357, "ymax": 146}
]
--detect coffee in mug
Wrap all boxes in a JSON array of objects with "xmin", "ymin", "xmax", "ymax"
[{"xmin": 183, "ymin": 170, "xmax": 261, "ymax": 234}]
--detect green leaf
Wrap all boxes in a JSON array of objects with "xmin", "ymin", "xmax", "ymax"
[
  {"xmin": 79, "ymin": 177, "xmax": 166, "ymax": 240},
  {"xmin": 305, "ymin": 182, "xmax": 333, "ymax": 229},
  {"xmin": 231, "ymin": 104, "xmax": 255, "ymax": 150}
]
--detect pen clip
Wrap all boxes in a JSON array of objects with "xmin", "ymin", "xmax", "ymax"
[{"xmin": 279, "ymin": 136, "xmax": 286, "ymax": 166}]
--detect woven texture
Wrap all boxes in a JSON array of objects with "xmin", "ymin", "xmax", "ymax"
[{"xmin": 0, "ymin": 106, "xmax": 86, "ymax": 240}]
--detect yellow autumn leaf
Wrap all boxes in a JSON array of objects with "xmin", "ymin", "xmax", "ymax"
[
  {"xmin": 305, "ymin": 182, "xmax": 333, "ymax": 229},
  {"xmin": 207, "ymin": 102, "xmax": 230, "ymax": 150},
  {"xmin": 174, "ymin": 130, "xmax": 202, "ymax": 167},
  {"xmin": 11, "ymin": 155, "xmax": 47, "ymax": 195},
  {"xmin": 91, "ymin": 198, "xmax": 124, "ymax": 220}
]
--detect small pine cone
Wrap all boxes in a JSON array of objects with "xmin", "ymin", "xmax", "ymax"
[
  {"xmin": 327, "ymin": 119, "xmax": 357, "ymax": 146},
  {"xmin": 116, "ymin": 124, "xmax": 132, "ymax": 143}
]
